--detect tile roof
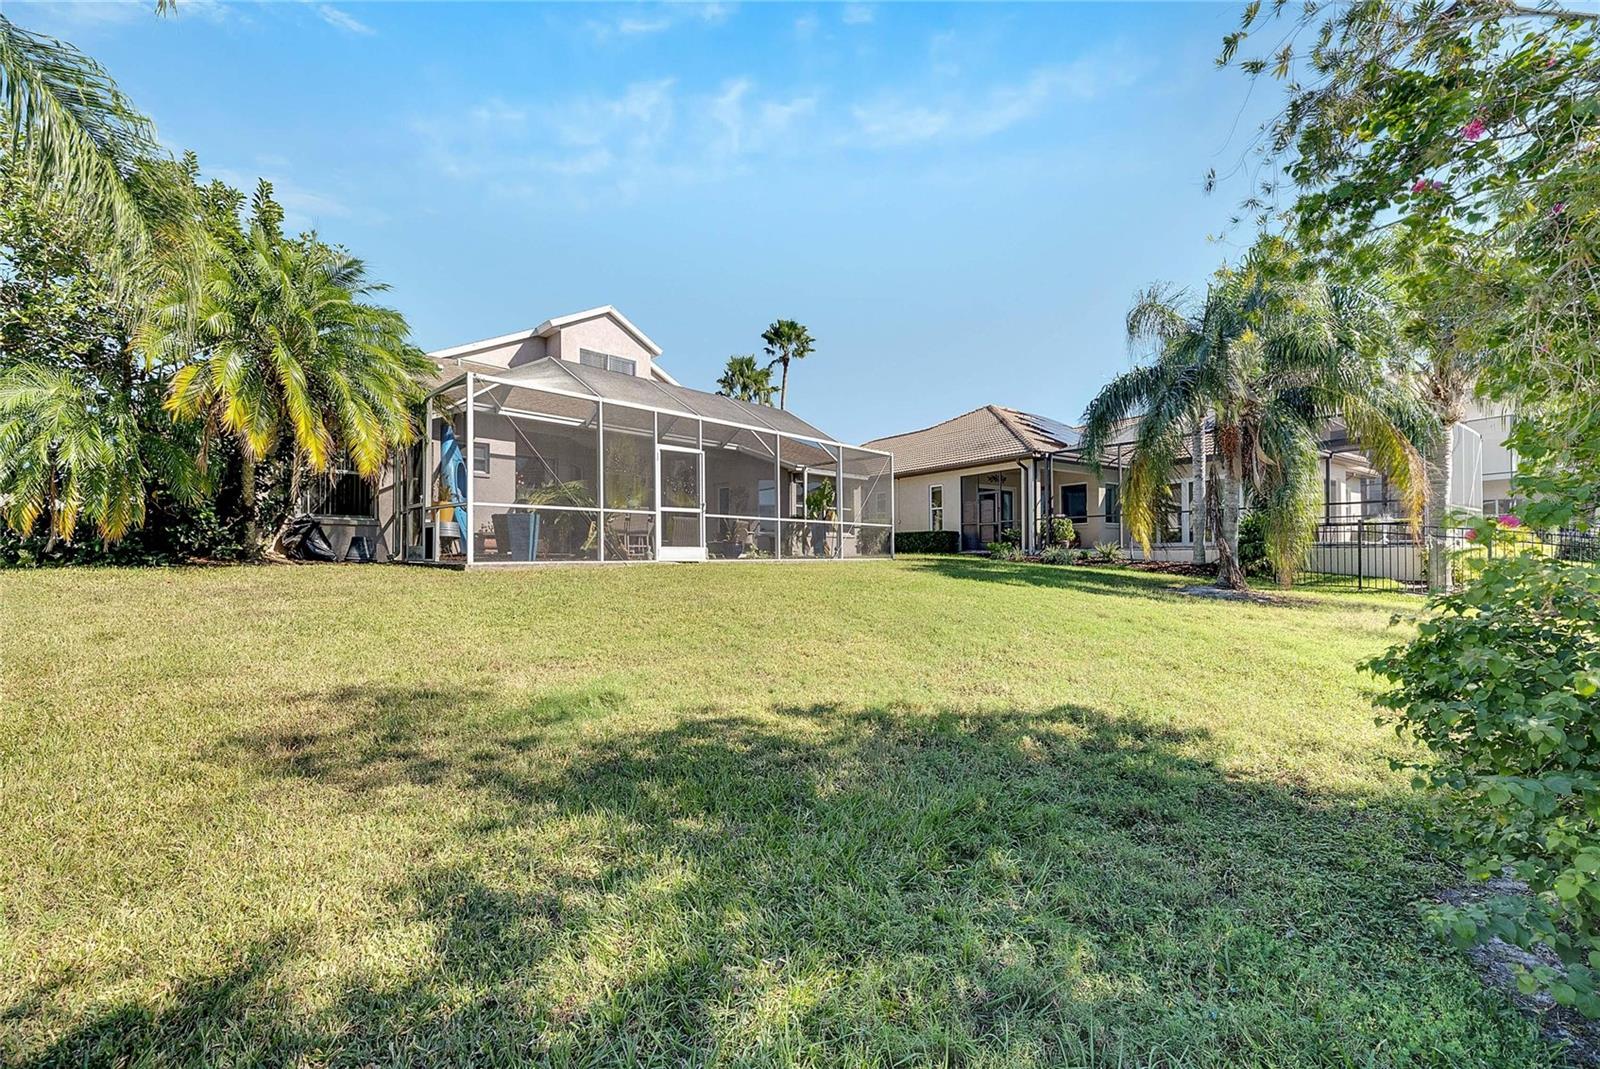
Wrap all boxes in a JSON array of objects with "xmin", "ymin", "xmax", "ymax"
[{"xmin": 862, "ymin": 405, "xmax": 1084, "ymax": 477}]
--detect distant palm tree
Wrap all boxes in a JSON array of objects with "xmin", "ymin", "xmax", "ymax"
[
  {"xmin": 145, "ymin": 181, "xmax": 432, "ymax": 553},
  {"xmin": 717, "ymin": 354, "xmax": 776, "ymax": 404},
  {"xmin": 761, "ymin": 319, "xmax": 814, "ymax": 411},
  {"xmin": 1083, "ymin": 243, "xmax": 1429, "ymax": 589}
]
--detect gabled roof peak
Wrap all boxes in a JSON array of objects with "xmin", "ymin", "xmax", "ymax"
[{"xmin": 427, "ymin": 305, "xmax": 663, "ymax": 361}]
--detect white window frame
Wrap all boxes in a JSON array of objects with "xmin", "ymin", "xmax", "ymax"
[
  {"xmin": 473, "ymin": 440, "xmax": 491, "ymax": 476},
  {"xmin": 929, "ymin": 484, "xmax": 944, "ymax": 532}
]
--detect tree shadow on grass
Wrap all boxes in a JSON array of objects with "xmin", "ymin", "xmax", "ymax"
[
  {"xmin": 909, "ymin": 555, "xmax": 1208, "ymax": 602},
  {"xmin": 10, "ymin": 689, "xmax": 1554, "ymax": 1068},
  {"xmin": 907, "ymin": 557, "xmax": 1382, "ymax": 613}
]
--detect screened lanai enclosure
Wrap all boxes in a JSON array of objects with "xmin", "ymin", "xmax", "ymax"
[{"xmin": 397, "ymin": 358, "xmax": 894, "ymax": 565}]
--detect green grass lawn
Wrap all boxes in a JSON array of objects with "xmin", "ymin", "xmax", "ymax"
[{"xmin": 0, "ymin": 558, "xmax": 1563, "ymax": 1067}]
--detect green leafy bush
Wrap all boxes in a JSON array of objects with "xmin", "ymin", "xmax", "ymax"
[
  {"xmin": 1043, "ymin": 517, "xmax": 1076, "ymax": 547},
  {"xmin": 1237, "ymin": 511, "xmax": 1271, "ymax": 576},
  {"xmin": 1366, "ymin": 521, "xmax": 1600, "ymax": 1016},
  {"xmin": 894, "ymin": 531, "xmax": 958, "ymax": 554},
  {"xmin": 1039, "ymin": 543, "xmax": 1074, "ymax": 565},
  {"xmin": 987, "ymin": 540, "xmax": 1023, "ymax": 562}
]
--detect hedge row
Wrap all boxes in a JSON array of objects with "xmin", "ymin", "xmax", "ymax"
[{"xmin": 894, "ymin": 530, "xmax": 960, "ymax": 554}]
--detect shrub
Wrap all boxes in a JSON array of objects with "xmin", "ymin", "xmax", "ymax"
[
  {"xmin": 1237, "ymin": 511, "xmax": 1272, "ymax": 576},
  {"xmin": 1043, "ymin": 517, "xmax": 1076, "ymax": 547},
  {"xmin": 1039, "ymin": 543, "xmax": 1074, "ymax": 565},
  {"xmin": 1093, "ymin": 541, "xmax": 1123, "ymax": 563},
  {"xmin": 987, "ymin": 540, "xmax": 1023, "ymax": 561},
  {"xmin": 894, "ymin": 530, "xmax": 959, "ymax": 554},
  {"xmin": 1366, "ymin": 520, "xmax": 1600, "ymax": 1017}
]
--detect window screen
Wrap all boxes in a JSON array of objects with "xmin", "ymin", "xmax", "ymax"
[{"xmin": 1062, "ymin": 484, "xmax": 1088, "ymax": 522}]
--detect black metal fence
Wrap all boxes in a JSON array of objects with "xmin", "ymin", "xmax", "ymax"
[{"xmin": 1298, "ymin": 520, "xmax": 1600, "ymax": 593}]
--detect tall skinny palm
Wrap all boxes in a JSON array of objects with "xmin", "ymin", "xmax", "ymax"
[
  {"xmin": 145, "ymin": 182, "xmax": 431, "ymax": 552},
  {"xmin": 761, "ymin": 319, "xmax": 813, "ymax": 411},
  {"xmin": 717, "ymin": 354, "xmax": 776, "ymax": 404},
  {"xmin": 1083, "ymin": 247, "xmax": 1429, "ymax": 589}
]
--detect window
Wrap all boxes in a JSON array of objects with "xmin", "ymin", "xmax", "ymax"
[
  {"xmin": 929, "ymin": 485, "xmax": 944, "ymax": 532},
  {"xmin": 1160, "ymin": 482, "xmax": 1184, "ymax": 543},
  {"xmin": 1061, "ymin": 483, "xmax": 1088, "ymax": 522},
  {"xmin": 305, "ymin": 469, "xmax": 376, "ymax": 519},
  {"xmin": 473, "ymin": 441, "xmax": 491, "ymax": 476},
  {"xmin": 1483, "ymin": 497, "xmax": 1522, "ymax": 518},
  {"xmin": 1104, "ymin": 483, "xmax": 1120, "ymax": 525},
  {"xmin": 578, "ymin": 348, "xmax": 637, "ymax": 376},
  {"xmin": 1360, "ymin": 475, "xmax": 1392, "ymax": 517}
]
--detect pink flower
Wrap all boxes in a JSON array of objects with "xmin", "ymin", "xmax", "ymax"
[
  {"xmin": 1498, "ymin": 514, "xmax": 1521, "ymax": 528},
  {"xmin": 1552, "ymin": 202, "xmax": 1566, "ymax": 216},
  {"xmin": 1548, "ymin": 54, "xmax": 1559, "ymax": 68},
  {"xmin": 1461, "ymin": 117, "xmax": 1487, "ymax": 141},
  {"xmin": 1411, "ymin": 179, "xmax": 1428, "ymax": 193},
  {"xmin": 1466, "ymin": 528, "xmax": 1478, "ymax": 542}
]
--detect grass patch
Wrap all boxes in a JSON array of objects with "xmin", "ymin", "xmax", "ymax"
[{"xmin": 0, "ymin": 559, "xmax": 1559, "ymax": 1067}]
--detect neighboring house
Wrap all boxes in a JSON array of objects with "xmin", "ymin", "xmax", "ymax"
[
  {"xmin": 868, "ymin": 401, "xmax": 1510, "ymax": 557},
  {"xmin": 1462, "ymin": 399, "xmax": 1519, "ymax": 517},
  {"xmin": 862, "ymin": 406, "xmax": 1124, "ymax": 554},
  {"xmin": 305, "ymin": 306, "xmax": 893, "ymax": 565}
]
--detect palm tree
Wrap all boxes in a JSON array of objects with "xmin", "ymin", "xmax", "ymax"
[
  {"xmin": 716, "ymin": 354, "xmax": 776, "ymax": 404},
  {"xmin": 1083, "ymin": 244, "xmax": 1429, "ymax": 589},
  {"xmin": 0, "ymin": 361, "xmax": 202, "ymax": 544},
  {"xmin": 0, "ymin": 13, "xmax": 181, "ymax": 275},
  {"xmin": 144, "ymin": 180, "xmax": 432, "ymax": 553},
  {"xmin": 1376, "ymin": 243, "xmax": 1485, "ymax": 591},
  {"xmin": 0, "ymin": 148, "xmax": 203, "ymax": 546},
  {"xmin": 761, "ymin": 319, "xmax": 814, "ymax": 410}
]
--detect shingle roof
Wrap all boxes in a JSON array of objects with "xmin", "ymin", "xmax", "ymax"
[{"xmin": 862, "ymin": 405, "xmax": 1083, "ymax": 477}]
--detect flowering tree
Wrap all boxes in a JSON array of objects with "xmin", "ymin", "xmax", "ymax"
[{"xmin": 1224, "ymin": 0, "xmax": 1600, "ymax": 1014}]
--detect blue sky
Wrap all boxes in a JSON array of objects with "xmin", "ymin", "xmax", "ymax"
[{"xmin": 18, "ymin": 1, "xmax": 1272, "ymax": 444}]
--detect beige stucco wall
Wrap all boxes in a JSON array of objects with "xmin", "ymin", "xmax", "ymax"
[
  {"xmin": 546, "ymin": 317, "xmax": 657, "ymax": 378},
  {"xmin": 1041, "ymin": 461, "xmax": 1125, "ymax": 547},
  {"xmin": 432, "ymin": 312, "xmax": 659, "ymax": 378},
  {"xmin": 449, "ymin": 335, "xmax": 548, "ymax": 369},
  {"xmin": 893, "ymin": 462, "xmax": 1025, "ymax": 542},
  {"xmin": 1462, "ymin": 400, "xmax": 1516, "ymax": 481}
]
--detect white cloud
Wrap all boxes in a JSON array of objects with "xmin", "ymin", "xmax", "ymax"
[
  {"xmin": 616, "ymin": 15, "xmax": 672, "ymax": 34},
  {"xmin": 409, "ymin": 42, "xmax": 1146, "ymax": 204},
  {"xmin": 314, "ymin": 4, "xmax": 375, "ymax": 35},
  {"xmin": 413, "ymin": 76, "xmax": 821, "ymax": 205},
  {"xmin": 850, "ymin": 47, "xmax": 1145, "ymax": 148},
  {"xmin": 586, "ymin": 2, "xmax": 734, "ymax": 40},
  {"xmin": 793, "ymin": 11, "xmax": 819, "ymax": 37},
  {"xmin": 841, "ymin": 3, "xmax": 874, "ymax": 25}
]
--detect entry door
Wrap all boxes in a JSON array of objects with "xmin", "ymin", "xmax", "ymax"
[
  {"xmin": 657, "ymin": 445, "xmax": 705, "ymax": 561},
  {"xmin": 977, "ymin": 489, "xmax": 1000, "ymax": 545}
]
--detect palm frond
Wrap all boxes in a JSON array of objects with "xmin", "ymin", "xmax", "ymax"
[{"xmin": 0, "ymin": 15, "xmax": 163, "ymax": 260}]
